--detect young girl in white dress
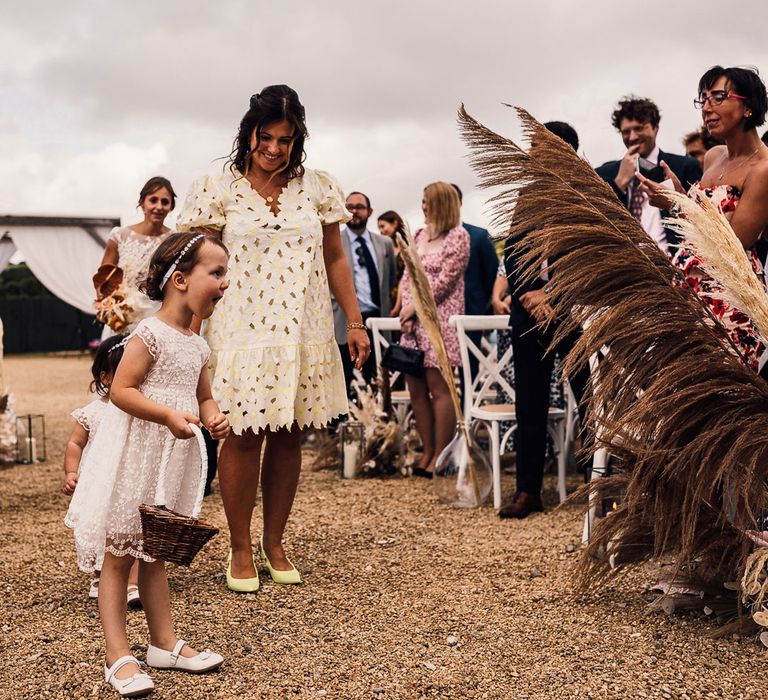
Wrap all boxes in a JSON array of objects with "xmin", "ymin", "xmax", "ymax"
[
  {"xmin": 62, "ymin": 333, "xmax": 147, "ymax": 606},
  {"xmin": 66, "ymin": 232, "xmax": 230, "ymax": 697}
]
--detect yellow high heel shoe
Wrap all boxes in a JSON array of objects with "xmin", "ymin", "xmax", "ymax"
[
  {"xmin": 259, "ymin": 537, "xmax": 302, "ymax": 584},
  {"xmin": 226, "ymin": 549, "xmax": 260, "ymax": 593}
]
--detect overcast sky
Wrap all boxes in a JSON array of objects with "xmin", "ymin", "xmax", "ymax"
[{"xmin": 2, "ymin": 0, "xmax": 766, "ymax": 235}]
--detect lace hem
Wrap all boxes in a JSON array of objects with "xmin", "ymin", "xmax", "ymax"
[
  {"xmin": 210, "ymin": 339, "xmax": 347, "ymax": 433},
  {"xmin": 64, "ymin": 516, "xmax": 156, "ymax": 573}
]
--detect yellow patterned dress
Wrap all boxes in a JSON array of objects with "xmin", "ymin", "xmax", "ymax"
[{"xmin": 176, "ymin": 168, "xmax": 350, "ymax": 434}]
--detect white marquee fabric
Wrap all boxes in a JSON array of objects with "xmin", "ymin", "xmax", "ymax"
[
  {"xmin": 0, "ymin": 238, "xmax": 16, "ymax": 273},
  {"xmin": 4, "ymin": 226, "xmax": 109, "ymax": 314}
]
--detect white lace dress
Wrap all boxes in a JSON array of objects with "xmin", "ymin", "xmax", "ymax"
[
  {"xmin": 175, "ymin": 168, "xmax": 350, "ymax": 434},
  {"xmin": 104, "ymin": 227, "xmax": 172, "ymax": 334},
  {"xmin": 71, "ymin": 398, "xmax": 108, "ymax": 469},
  {"xmin": 65, "ymin": 317, "xmax": 210, "ymax": 573}
]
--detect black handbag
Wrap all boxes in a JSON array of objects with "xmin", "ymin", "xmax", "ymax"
[{"xmin": 381, "ymin": 342, "xmax": 424, "ymax": 377}]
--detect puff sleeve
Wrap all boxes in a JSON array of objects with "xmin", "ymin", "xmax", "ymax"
[
  {"xmin": 133, "ymin": 320, "xmax": 160, "ymax": 360},
  {"xmin": 175, "ymin": 174, "xmax": 226, "ymax": 232},
  {"xmin": 313, "ymin": 170, "xmax": 351, "ymax": 226}
]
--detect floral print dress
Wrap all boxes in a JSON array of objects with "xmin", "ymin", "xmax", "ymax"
[
  {"xmin": 400, "ymin": 226, "xmax": 470, "ymax": 367},
  {"xmin": 672, "ymin": 184, "xmax": 766, "ymax": 372}
]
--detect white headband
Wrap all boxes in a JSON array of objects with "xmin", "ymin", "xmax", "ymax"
[{"xmin": 160, "ymin": 234, "xmax": 206, "ymax": 290}]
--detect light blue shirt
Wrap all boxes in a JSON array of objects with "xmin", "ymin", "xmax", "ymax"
[{"xmin": 344, "ymin": 226, "xmax": 380, "ymax": 313}]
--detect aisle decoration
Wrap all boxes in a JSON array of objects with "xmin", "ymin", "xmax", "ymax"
[{"xmin": 459, "ymin": 104, "xmax": 768, "ymax": 637}]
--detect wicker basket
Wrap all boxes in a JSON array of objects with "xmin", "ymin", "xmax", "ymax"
[{"xmin": 139, "ymin": 424, "xmax": 219, "ymax": 566}]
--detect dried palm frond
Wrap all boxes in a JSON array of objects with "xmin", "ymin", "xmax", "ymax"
[
  {"xmin": 664, "ymin": 190, "xmax": 768, "ymax": 341},
  {"xmin": 306, "ymin": 429, "xmax": 339, "ymax": 471},
  {"xmin": 396, "ymin": 228, "xmax": 483, "ymax": 505},
  {"xmin": 348, "ymin": 372, "xmax": 404, "ymax": 477},
  {"xmin": 459, "ymin": 104, "xmax": 768, "ymax": 587}
]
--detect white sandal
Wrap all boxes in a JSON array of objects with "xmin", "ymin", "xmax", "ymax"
[
  {"xmin": 104, "ymin": 655, "xmax": 154, "ymax": 697},
  {"xmin": 146, "ymin": 639, "xmax": 223, "ymax": 673},
  {"xmin": 126, "ymin": 584, "xmax": 142, "ymax": 610}
]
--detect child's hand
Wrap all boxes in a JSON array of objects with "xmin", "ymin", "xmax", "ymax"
[
  {"xmin": 62, "ymin": 472, "xmax": 78, "ymax": 496},
  {"xmin": 207, "ymin": 413, "xmax": 230, "ymax": 440},
  {"xmin": 165, "ymin": 411, "xmax": 201, "ymax": 439}
]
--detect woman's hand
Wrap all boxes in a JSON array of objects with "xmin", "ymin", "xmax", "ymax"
[
  {"xmin": 636, "ymin": 161, "xmax": 683, "ymax": 210},
  {"xmin": 399, "ymin": 304, "xmax": 416, "ymax": 333},
  {"xmin": 62, "ymin": 472, "xmax": 78, "ymax": 496},
  {"xmin": 165, "ymin": 411, "xmax": 201, "ymax": 439},
  {"xmin": 206, "ymin": 412, "xmax": 231, "ymax": 440},
  {"xmin": 492, "ymin": 296, "xmax": 511, "ymax": 315},
  {"xmin": 347, "ymin": 328, "xmax": 370, "ymax": 370}
]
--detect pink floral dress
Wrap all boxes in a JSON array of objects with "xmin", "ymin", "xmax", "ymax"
[
  {"xmin": 400, "ymin": 226, "xmax": 470, "ymax": 368},
  {"xmin": 672, "ymin": 184, "xmax": 766, "ymax": 372}
]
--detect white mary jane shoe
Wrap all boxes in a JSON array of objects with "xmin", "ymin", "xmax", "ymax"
[
  {"xmin": 104, "ymin": 655, "xmax": 154, "ymax": 697},
  {"xmin": 146, "ymin": 639, "xmax": 224, "ymax": 674}
]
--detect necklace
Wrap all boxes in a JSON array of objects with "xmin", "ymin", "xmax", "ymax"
[
  {"xmin": 246, "ymin": 173, "xmax": 284, "ymax": 205},
  {"xmin": 717, "ymin": 147, "xmax": 761, "ymax": 181}
]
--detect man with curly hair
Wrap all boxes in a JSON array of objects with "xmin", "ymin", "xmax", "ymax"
[{"xmin": 597, "ymin": 96, "xmax": 702, "ymax": 255}]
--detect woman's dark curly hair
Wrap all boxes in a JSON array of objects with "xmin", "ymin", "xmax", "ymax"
[
  {"xmin": 90, "ymin": 334, "xmax": 127, "ymax": 396},
  {"xmin": 140, "ymin": 232, "xmax": 228, "ymax": 301},
  {"xmin": 698, "ymin": 65, "xmax": 768, "ymax": 131},
  {"xmin": 611, "ymin": 96, "xmax": 661, "ymax": 130},
  {"xmin": 226, "ymin": 85, "xmax": 308, "ymax": 181}
]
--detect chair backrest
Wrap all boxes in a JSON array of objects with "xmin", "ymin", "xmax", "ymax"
[
  {"xmin": 365, "ymin": 316, "xmax": 403, "ymax": 385},
  {"xmin": 450, "ymin": 314, "xmax": 514, "ymax": 417}
]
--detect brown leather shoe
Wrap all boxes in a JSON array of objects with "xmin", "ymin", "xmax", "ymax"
[{"xmin": 498, "ymin": 491, "xmax": 544, "ymax": 519}]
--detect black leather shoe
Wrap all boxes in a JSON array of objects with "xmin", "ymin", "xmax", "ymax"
[
  {"xmin": 498, "ymin": 491, "xmax": 544, "ymax": 519},
  {"xmin": 411, "ymin": 467, "xmax": 433, "ymax": 479}
]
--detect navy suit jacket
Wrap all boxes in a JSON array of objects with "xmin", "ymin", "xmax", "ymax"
[
  {"xmin": 503, "ymin": 230, "xmax": 543, "ymax": 331},
  {"xmin": 462, "ymin": 222, "xmax": 498, "ymax": 316},
  {"xmin": 595, "ymin": 150, "xmax": 702, "ymax": 248}
]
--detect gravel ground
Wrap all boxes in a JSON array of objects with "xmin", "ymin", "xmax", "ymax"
[{"xmin": 1, "ymin": 354, "xmax": 767, "ymax": 700}]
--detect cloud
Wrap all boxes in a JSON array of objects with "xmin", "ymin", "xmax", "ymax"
[
  {"xmin": 0, "ymin": 137, "xmax": 169, "ymax": 220},
  {"xmin": 1, "ymin": 0, "xmax": 767, "ymax": 232}
]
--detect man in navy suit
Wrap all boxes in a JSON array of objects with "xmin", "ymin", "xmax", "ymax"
[
  {"xmin": 451, "ymin": 184, "xmax": 498, "ymax": 380},
  {"xmin": 499, "ymin": 121, "xmax": 592, "ymax": 520},
  {"xmin": 596, "ymin": 96, "xmax": 702, "ymax": 256}
]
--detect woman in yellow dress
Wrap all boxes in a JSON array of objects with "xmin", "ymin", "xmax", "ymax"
[{"xmin": 176, "ymin": 85, "xmax": 368, "ymax": 591}]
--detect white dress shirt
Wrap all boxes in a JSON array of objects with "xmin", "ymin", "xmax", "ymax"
[
  {"xmin": 628, "ymin": 145, "xmax": 667, "ymax": 255},
  {"xmin": 343, "ymin": 226, "xmax": 380, "ymax": 313}
]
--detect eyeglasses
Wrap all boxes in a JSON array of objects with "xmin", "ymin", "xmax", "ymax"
[
  {"xmin": 355, "ymin": 249, "xmax": 367, "ymax": 267},
  {"xmin": 346, "ymin": 203, "xmax": 368, "ymax": 211},
  {"xmin": 693, "ymin": 90, "xmax": 748, "ymax": 109}
]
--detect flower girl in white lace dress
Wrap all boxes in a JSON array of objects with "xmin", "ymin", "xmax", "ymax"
[{"xmin": 66, "ymin": 232, "xmax": 230, "ymax": 697}]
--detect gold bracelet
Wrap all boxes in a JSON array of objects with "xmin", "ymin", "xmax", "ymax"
[{"xmin": 347, "ymin": 321, "xmax": 366, "ymax": 331}]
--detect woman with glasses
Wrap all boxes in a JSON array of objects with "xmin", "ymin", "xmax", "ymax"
[
  {"xmin": 399, "ymin": 183, "xmax": 469, "ymax": 477},
  {"xmin": 176, "ymin": 85, "xmax": 368, "ymax": 592},
  {"xmin": 639, "ymin": 65, "xmax": 768, "ymax": 371}
]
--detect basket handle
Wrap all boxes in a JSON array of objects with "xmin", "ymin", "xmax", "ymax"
[
  {"xmin": 153, "ymin": 422, "xmax": 209, "ymax": 519},
  {"xmin": 188, "ymin": 423, "xmax": 208, "ymax": 519}
]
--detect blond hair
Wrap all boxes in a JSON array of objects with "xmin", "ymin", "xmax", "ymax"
[{"xmin": 424, "ymin": 182, "xmax": 460, "ymax": 236}]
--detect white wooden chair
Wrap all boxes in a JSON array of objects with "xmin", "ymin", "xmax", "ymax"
[
  {"xmin": 365, "ymin": 316, "xmax": 412, "ymax": 426},
  {"xmin": 450, "ymin": 315, "xmax": 569, "ymax": 508},
  {"xmin": 581, "ymin": 346, "xmax": 612, "ymax": 544}
]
